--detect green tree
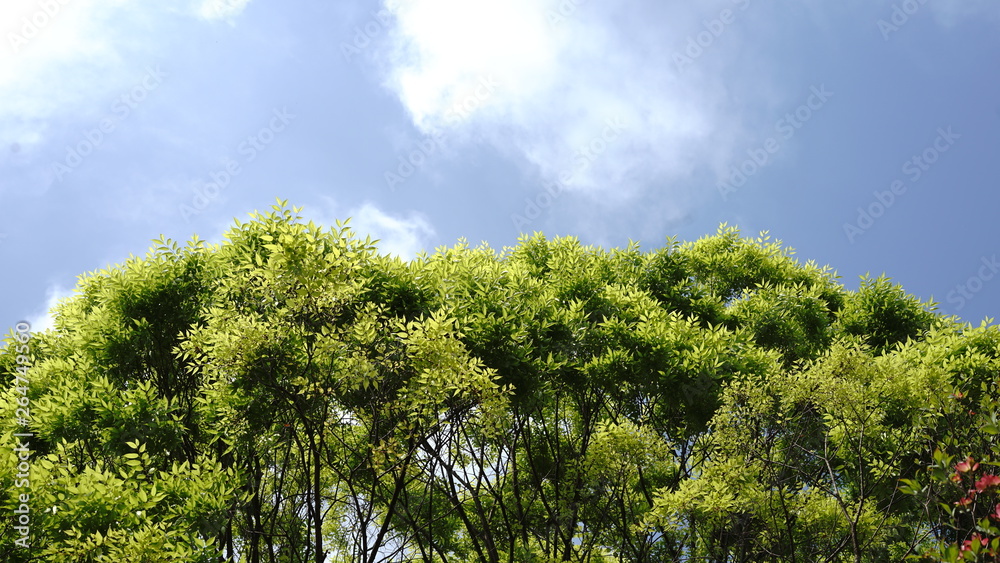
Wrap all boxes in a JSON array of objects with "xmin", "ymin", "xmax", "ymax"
[{"xmin": 4, "ymin": 203, "xmax": 995, "ymax": 563}]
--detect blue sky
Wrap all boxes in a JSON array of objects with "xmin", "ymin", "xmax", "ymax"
[{"xmin": 1, "ymin": 0, "xmax": 998, "ymax": 332}]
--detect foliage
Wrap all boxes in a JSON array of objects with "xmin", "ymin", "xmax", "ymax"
[{"xmin": 1, "ymin": 201, "xmax": 993, "ymax": 562}]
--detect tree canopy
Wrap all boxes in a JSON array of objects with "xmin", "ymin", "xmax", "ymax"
[{"xmin": 3, "ymin": 201, "xmax": 999, "ymax": 562}]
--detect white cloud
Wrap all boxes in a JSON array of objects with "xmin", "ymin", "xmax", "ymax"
[
  {"xmin": 0, "ymin": 1, "xmax": 128, "ymax": 126},
  {"xmin": 310, "ymin": 198, "xmax": 436, "ymax": 260},
  {"xmin": 0, "ymin": 1, "xmax": 252, "ymax": 155},
  {"xmin": 26, "ymin": 284, "xmax": 75, "ymax": 334},
  {"xmin": 196, "ymin": 0, "xmax": 252, "ymax": 23},
  {"xmin": 377, "ymin": 0, "xmax": 745, "ymax": 199},
  {"xmin": 376, "ymin": 0, "xmax": 1000, "ymax": 208}
]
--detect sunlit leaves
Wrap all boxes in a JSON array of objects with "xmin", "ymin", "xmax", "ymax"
[{"xmin": 5, "ymin": 202, "xmax": 996, "ymax": 562}]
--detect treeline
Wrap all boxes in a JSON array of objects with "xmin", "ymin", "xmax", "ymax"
[{"xmin": 2, "ymin": 202, "xmax": 1000, "ymax": 562}]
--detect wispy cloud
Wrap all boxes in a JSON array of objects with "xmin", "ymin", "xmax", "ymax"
[
  {"xmin": 375, "ymin": 0, "xmax": 999, "ymax": 209},
  {"xmin": 0, "ymin": 1, "xmax": 253, "ymax": 155},
  {"xmin": 26, "ymin": 284, "xmax": 75, "ymax": 333},
  {"xmin": 1, "ymin": 1, "xmax": 128, "ymax": 126},
  {"xmin": 311, "ymin": 198, "xmax": 437, "ymax": 259},
  {"xmin": 196, "ymin": 0, "xmax": 253, "ymax": 23},
  {"xmin": 376, "ymin": 0, "xmax": 734, "ymax": 198}
]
